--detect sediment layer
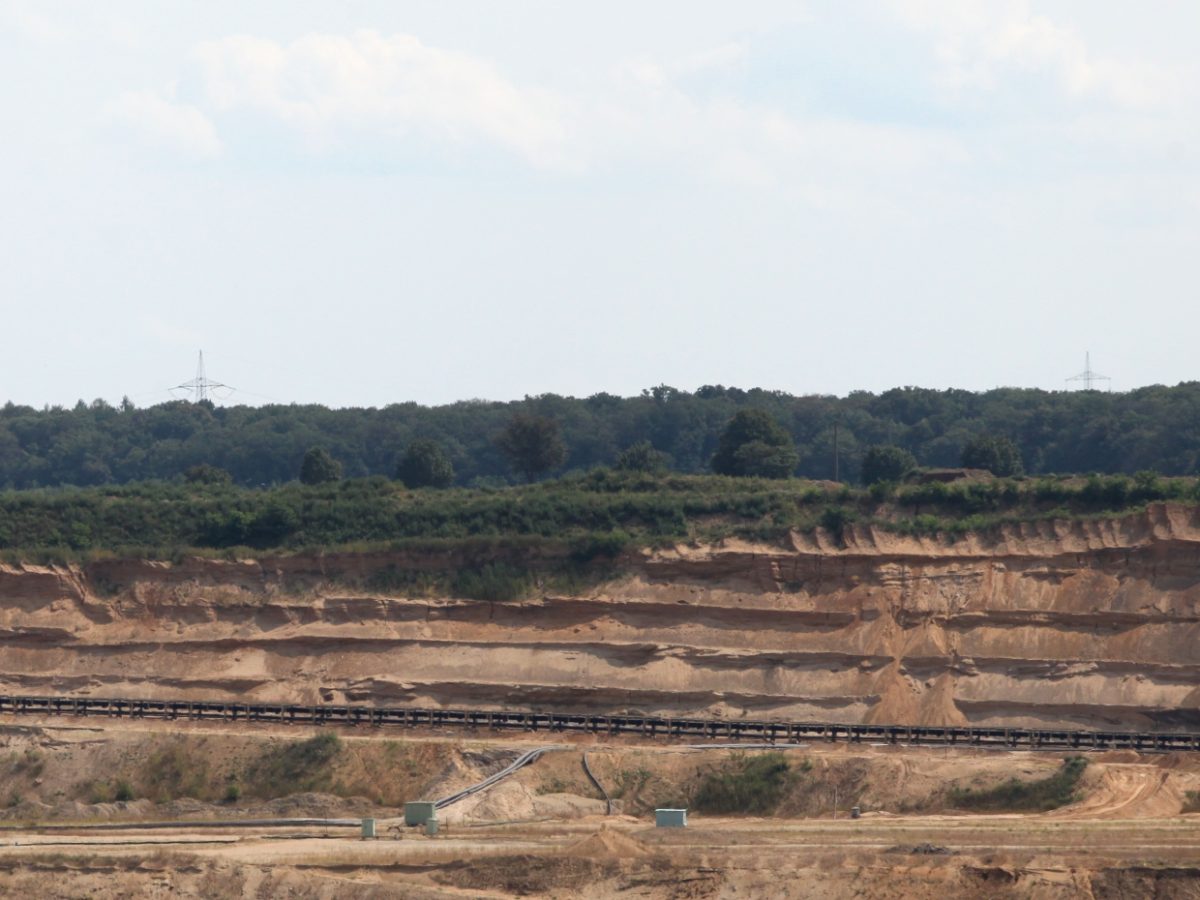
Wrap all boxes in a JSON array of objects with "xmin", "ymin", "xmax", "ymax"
[{"xmin": 2, "ymin": 502, "xmax": 1200, "ymax": 729}]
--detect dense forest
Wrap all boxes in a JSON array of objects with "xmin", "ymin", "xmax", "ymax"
[{"xmin": 1, "ymin": 382, "xmax": 1199, "ymax": 489}]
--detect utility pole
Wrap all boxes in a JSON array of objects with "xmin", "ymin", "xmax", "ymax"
[
  {"xmin": 1066, "ymin": 351, "xmax": 1111, "ymax": 392},
  {"xmin": 171, "ymin": 350, "xmax": 231, "ymax": 403},
  {"xmin": 833, "ymin": 420, "xmax": 840, "ymax": 483}
]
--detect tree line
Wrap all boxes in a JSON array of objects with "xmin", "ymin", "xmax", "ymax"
[{"xmin": 1, "ymin": 381, "xmax": 1199, "ymax": 489}]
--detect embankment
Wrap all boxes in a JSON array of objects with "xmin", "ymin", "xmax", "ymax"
[{"xmin": 2, "ymin": 503, "xmax": 1200, "ymax": 730}]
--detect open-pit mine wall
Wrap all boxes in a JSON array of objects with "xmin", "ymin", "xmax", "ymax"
[{"xmin": 2, "ymin": 502, "xmax": 1200, "ymax": 731}]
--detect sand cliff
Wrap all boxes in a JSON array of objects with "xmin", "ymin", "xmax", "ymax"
[{"xmin": 2, "ymin": 502, "xmax": 1199, "ymax": 730}]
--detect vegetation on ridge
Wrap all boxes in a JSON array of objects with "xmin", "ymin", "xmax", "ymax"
[{"xmin": 0, "ymin": 469, "xmax": 1196, "ymax": 569}]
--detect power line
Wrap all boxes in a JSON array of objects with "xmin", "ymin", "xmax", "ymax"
[{"xmin": 1066, "ymin": 351, "xmax": 1111, "ymax": 392}]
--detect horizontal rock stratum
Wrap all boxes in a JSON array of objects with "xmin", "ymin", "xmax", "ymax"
[{"xmin": 2, "ymin": 502, "xmax": 1199, "ymax": 731}]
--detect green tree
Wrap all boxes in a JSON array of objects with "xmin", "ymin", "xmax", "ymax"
[
  {"xmin": 299, "ymin": 447, "xmax": 342, "ymax": 485},
  {"xmin": 961, "ymin": 434, "xmax": 1023, "ymax": 477},
  {"xmin": 495, "ymin": 414, "xmax": 567, "ymax": 482},
  {"xmin": 615, "ymin": 440, "xmax": 668, "ymax": 473},
  {"xmin": 860, "ymin": 445, "xmax": 917, "ymax": 485},
  {"xmin": 183, "ymin": 464, "xmax": 232, "ymax": 486},
  {"xmin": 396, "ymin": 439, "xmax": 455, "ymax": 488},
  {"xmin": 711, "ymin": 410, "xmax": 798, "ymax": 478}
]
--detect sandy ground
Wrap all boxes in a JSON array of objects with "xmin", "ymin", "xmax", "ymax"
[
  {"xmin": 4, "ymin": 715, "xmax": 1200, "ymax": 896},
  {"xmin": 3, "ymin": 814, "xmax": 1200, "ymax": 898}
]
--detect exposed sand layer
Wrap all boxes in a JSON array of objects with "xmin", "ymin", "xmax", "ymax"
[
  {"xmin": 5, "ymin": 717, "xmax": 1200, "ymax": 897},
  {"xmin": 3, "ymin": 502, "xmax": 1200, "ymax": 729}
]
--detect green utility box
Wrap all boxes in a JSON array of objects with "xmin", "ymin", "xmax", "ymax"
[
  {"xmin": 405, "ymin": 801, "xmax": 437, "ymax": 826},
  {"xmin": 655, "ymin": 808, "xmax": 688, "ymax": 828},
  {"xmin": 361, "ymin": 818, "xmax": 376, "ymax": 839}
]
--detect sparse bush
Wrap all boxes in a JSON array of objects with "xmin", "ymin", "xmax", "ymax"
[
  {"xmin": 947, "ymin": 756, "xmax": 1086, "ymax": 812},
  {"xmin": 243, "ymin": 732, "xmax": 341, "ymax": 799},
  {"xmin": 452, "ymin": 563, "xmax": 534, "ymax": 602},
  {"xmin": 692, "ymin": 752, "xmax": 796, "ymax": 815}
]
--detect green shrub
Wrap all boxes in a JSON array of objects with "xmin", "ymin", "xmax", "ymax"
[{"xmin": 0, "ymin": 471, "xmax": 1194, "ymax": 571}]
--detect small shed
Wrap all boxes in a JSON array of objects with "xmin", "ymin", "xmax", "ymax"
[
  {"xmin": 404, "ymin": 801, "xmax": 437, "ymax": 826},
  {"xmin": 655, "ymin": 808, "xmax": 687, "ymax": 828}
]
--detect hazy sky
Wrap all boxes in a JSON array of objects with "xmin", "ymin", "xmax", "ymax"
[{"xmin": 2, "ymin": 1, "xmax": 1197, "ymax": 408}]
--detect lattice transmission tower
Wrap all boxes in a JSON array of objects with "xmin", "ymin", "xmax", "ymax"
[
  {"xmin": 1065, "ymin": 352, "xmax": 1111, "ymax": 391},
  {"xmin": 171, "ymin": 351, "xmax": 233, "ymax": 403}
]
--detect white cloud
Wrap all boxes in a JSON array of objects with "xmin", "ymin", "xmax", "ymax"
[
  {"xmin": 108, "ymin": 90, "xmax": 222, "ymax": 159},
  {"xmin": 884, "ymin": 0, "xmax": 1185, "ymax": 110},
  {"xmin": 0, "ymin": 2, "xmax": 64, "ymax": 43},
  {"xmin": 110, "ymin": 28, "xmax": 960, "ymax": 194},
  {"xmin": 601, "ymin": 56, "xmax": 966, "ymax": 192},
  {"xmin": 188, "ymin": 30, "xmax": 573, "ymax": 168}
]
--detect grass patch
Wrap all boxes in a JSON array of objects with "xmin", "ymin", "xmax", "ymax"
[
  {"xmin": 80, "ymin": 778, "xmax": 136, "ymax": 804},
  {"xmin": 139, "ymin": 744, "xmax": 211, "ymax": 802},
  {"xmin": 947, "ymin": 756, "xmax": 1087, "ymax": 812},
  {"xmin": 692, "ymin": 752, "xmax": 804, "ymax": 815},
  {"xmin": 611, "ymin": 767, "xmax": 652, "ymax": 801},
  {"xmin": 242, "ymin": 732, "xmax": 341, "ymax": 799},
  {"xmin": 5, "ymin": 750, "xmax": 44, "ymax": 780}
]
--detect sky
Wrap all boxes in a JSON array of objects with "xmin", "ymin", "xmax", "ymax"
[{"xmin": 1, "ymin": 1, "xmax": 1197, "ymax": 408}]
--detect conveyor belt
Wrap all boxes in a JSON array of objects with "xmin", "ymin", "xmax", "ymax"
[{"xmin": 2, "ymin": 694, "xmax": 1198, "ymax": 752}]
